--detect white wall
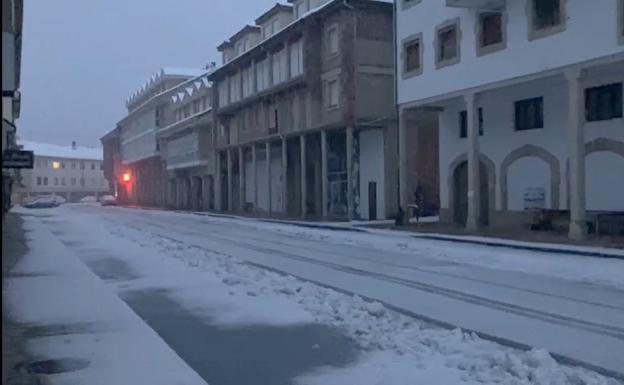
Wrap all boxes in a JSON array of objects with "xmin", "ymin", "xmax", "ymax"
[
  {"xmin": 586, "ymin": 151, "xmax": 624, "ymax": 211},
  {"xmin": 359, "ymin": 129, "xmax": 386, "ymax": 220},
  {"xmin": 25, "ymin": 156, "xmax": 108, "ymax": 195},
  {"xmin": 507, "ymin": 157, "xmax": 551, "ymax": 210},
  {"xmin": 397, "ymin": 0, "xmax": 624, "ymax": 104},
  {"xmin": 439, "ymin": 71, "xmax": 624, "ymax": 213}
]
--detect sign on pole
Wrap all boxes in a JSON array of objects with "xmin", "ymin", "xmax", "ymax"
[{"xmin": 2, "ymin": 150, "xmax": 34, "ymax": 169}]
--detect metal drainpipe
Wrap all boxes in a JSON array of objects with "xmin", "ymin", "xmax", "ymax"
[{"xmin": 392, "ymin": 0, "xmax": 401, "ymax": 219}]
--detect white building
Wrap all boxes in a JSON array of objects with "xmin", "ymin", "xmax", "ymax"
[
  {"xmin": 397, "ymin": 0, "xmax": 624, "ymax": 239},
  {"xmin": 17, "ymin": 141, "xmax": 108, "ymax": 202}
]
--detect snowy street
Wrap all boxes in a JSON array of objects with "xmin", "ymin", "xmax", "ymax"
[{"xmin": 5, "ymin": 204, "xmax": 624, "ymax": 384}]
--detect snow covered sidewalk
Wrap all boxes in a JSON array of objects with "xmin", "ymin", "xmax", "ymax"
[{"xmin": 4, "ymin": 214, "xmax": 208, "ymax": 385}]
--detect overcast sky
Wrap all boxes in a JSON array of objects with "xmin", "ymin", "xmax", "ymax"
[{"xmin": 18, "ymin": 0, "xmax": 279, "ymax": 148}]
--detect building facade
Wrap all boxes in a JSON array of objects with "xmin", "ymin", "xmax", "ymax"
[
  {"xmin": 16, "ymin": 141, "xmax": 108, "ymax": 202},
  {"xmin": 116, "ymin": 67, "xmax": 207, "ymax": 207},
  {"xmin": 210, "ymin": 0, "xmax": 397, "ymax": 220},
  {"xmin": 2, "ymin": 0, "xmax": 23, "ymax": 214},
  {"xmin": 157, "ymin": 70, "xmax": 215, "ymax": 211},
  {"xmin": 397, "ymin": 0, "xmax": 624, "ymax": 238}
]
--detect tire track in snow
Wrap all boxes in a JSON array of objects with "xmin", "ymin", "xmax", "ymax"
[{"xmin": 115, "ymin": 215, "xmax": 624, "ymax": 342}]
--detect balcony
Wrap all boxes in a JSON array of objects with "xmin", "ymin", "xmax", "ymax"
[
  {"xmin": 166, "ymin": 150, "xmax": 208, "ymax": 170},
  {"xmin": 446, "ymin": 0, "xmax": 506, "ymax": 10}
]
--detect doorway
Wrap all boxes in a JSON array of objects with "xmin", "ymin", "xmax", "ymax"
[
  {"xmin": 453, "ymin": 161, "xmax": 489, "ymax": 226},
  {"xmin": 368, "ymin": 182, "xmax": 377, "ymax": 221}
]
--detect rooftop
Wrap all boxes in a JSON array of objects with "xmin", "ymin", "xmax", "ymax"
[{"xmin": 19, "ymin": 140, "xmax": 103, "ymax": 161}]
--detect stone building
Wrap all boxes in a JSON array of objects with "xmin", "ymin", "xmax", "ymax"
[
  {"xmin": 209, "ymin": 0, "xmax": 397, "ymax": 220},
  {"xmin": 396, "ymin": 0, "xmax": 624, "ymax": 238},
  {"xmin": 115, "ymin": 67, "xmax": 206, "ymax": 207}
]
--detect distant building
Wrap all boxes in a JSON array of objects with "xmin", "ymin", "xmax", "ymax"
[
  {"xmin": 115, "ymin": 67, "xmax": 208, "ymax": 207},
  {"xmin": 396, "ymin": 0, "xmax": 624, "ymax": 238},
  {"xmin": 16, "ymin": 141, "xmax": 108, "ymax": 202}
]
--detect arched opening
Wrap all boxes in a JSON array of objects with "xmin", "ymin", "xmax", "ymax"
[{"xmin": 452, "ymin": 161, "xmax": 490, "ymax": 226}]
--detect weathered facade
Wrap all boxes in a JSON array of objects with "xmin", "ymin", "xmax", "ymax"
[
  {"xmin": 115, "ymin": 67, "xmax": 206, "ymax": 207},
  {"xmin": 397, "ymin": 0, "xmax": 624, "ymax": 238},
  {"xmin": 157, "ymin": 72, "xmax": 215, "ymax": 211},
  {"xmin": 210, "ymin": 0, "xmax": 397, "ymax": 220}
]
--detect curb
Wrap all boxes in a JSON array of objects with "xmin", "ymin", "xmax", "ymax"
[{"xmin": 117, "ymin": 205, "xmax": 624, "ymax": 260}]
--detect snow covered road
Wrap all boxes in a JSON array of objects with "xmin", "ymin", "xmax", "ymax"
[{"xmin": 8, "ymin": 204, "xmax": 624, "ymax": 384}]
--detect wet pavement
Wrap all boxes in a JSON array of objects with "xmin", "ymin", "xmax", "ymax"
[{"xmin": 122, "ymin": 289, "xmax": 359, "ymax": 385}]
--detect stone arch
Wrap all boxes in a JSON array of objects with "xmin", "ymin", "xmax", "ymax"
[
  {"xmin": 584, "ymin": 137, "xmax": 624, "ymax": 212},
  {"xmin": 448, "ymin": 152, "xmax": 496, "ymax": 225},
  {"xmin": 500, "ymin": 144, "xmax": 560, "ymax": 211},
  {"xmin": 585, "ymin": 137, "xmax": 624, "ymax": 158}
]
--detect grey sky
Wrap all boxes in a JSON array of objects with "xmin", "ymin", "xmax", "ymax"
[{"xmin": 19, "ymin": 0, "xmax": 279, "ymax": 147}]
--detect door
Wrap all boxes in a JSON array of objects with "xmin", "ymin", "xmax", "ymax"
[
  {"xmin": 453, "ymin": 161, "xmax": 489, "ymax": 226},
  {"xmin": 453, "ymin": 162, "xmax": 468, "ymax": 225},
  {"xmin": 368, "ymin": 182, "xmax": 377, "ymax": 221}
]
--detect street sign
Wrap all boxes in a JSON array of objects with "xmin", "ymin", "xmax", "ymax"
[{"xmin": 2, "ymin": 149, "xmax": 34, "ymax": 169}]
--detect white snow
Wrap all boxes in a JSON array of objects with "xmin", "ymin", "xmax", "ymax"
[
  {"xmin": 19, "ymin": 140, "xmax": 102, "ymax": 161},
  {"xmin": 11, "ymin": 205, "xmax": 623, "ymax": 384},
  {"xmin": 5, "ymin": 214, "xmax": 208, "ymax": 385}
]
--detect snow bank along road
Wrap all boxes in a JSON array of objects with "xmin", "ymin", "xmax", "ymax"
[{"xmin": 8, "ymin": 204, "xmax": 624, "ymax": 384}]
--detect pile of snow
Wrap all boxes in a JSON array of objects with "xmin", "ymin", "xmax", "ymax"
[
  {"xmin": 80, "ymin": 196, "xmax": 98, "ymax": 203},
  {"xmin": 104, "ymin": 219, "xmax": 616, "ymax": 385}
]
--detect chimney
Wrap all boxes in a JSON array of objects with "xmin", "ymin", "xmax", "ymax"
[{"xmin": 72, "ymin": 141, "xmax": 76, "ymax": 150}]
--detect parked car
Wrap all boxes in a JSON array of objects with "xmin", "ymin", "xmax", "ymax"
[
  {"xmin": 100, "ymin": 195, "xmax": 117, "ymax": 206},
  {"xmin": 22, "ymin": 196, "xmax": 61, "ymax": 209},
  {"xmin": 80, "ymin": 196, "xmax": 98, "ymax": 203}
]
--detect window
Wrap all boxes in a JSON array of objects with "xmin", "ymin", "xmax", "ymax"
[
  {"xmin": 61, "ymin": 162, "xmax": 66, "ymax": 169},
  {"xmin": 401, "ymin": 0, "xmax": 422, "ymax": 10},
  {"xmin": 256, "ymin": 58, "xmax": 269, "ymax": 92},
  {"xmin": 91, "ymin": 162, "xmax": 95, "ymax": 170},
  {"xmin": 219, "ymin": 80, "xmax": 229, "ymax": 106},
  {"xmin": 585, "ymin": 83, "xmax": 623, "ymax": 122},
  {"xmin": 242, "ymin": 66, "xmax": 254, "ymax": 98},
  {"xmin": 36, "ymin": 177, "xmax": 42, "ymax": 186},
  {"xmin": 229, "ymin": 73, "xmax": 240, "ymax": 103},
  {"xmin": 264, "ymin": 23, "xmax": 274, "ymax": 39},
  {"xmin": 477, "ymin": 11, "xmax": 505, "ymax": 56},
  {"xmin": 71, "ymin": 161, "xmax": 76, "ymax": 169},
  {"xmin": 290, "ymin": 40, "xmax": 304, "ymax": 78},
  {"xmin": 459, "ymin": 108, "xmax": 484, "ymax": 138},
  {"xmin": 193, "ymin": 99, "xmax": 201, "ymax": 114},
  {"xmin": 327, "ymin": 26, "xmax": 339, "ymax": 55},
  {"xmin": 272, "ymin": 49, "xmax": 287, "ymax": 85},
  {"xmin": 100, "ymin": 163, "xmax": 103, "ymax": 171},
  {"xmin": 54, "ymin": 177, "xmax": 59, "ymax": 186},
  {"xmin": 528, "ymin": 0, "xmax": 565, "ymax": 40},
  {"xmin": 61, "ymin": 177, "xmax": 66, "ymax": 186},
  {"xmin": 515, "ymin": 97, "xmax": 544, "ymax": 131},
  {"xmin": 43, "ymin": 177, "xmax": 48, "ymax": 186},
  {"xmin": 327, "ymin": 79, "xmax": 339, "ymax": 108},
  {"xmin": 269, "ymin": 103, "xmax": 278, "ymax": 134},
  {"xmin": 71, "ymin": 178, "xmax": 76, "ymax": 186},
  {"xmin": 402, "ymin": 34, "xmax": 422, "ymax": 77},
  {"xmin": 80, "ymin": 161, "xmax": 85, "ymax": 170},
  {"xmin": 295, "ymin": 0, "xmax": 308, "ymax": 18},
  {"xmin": 435, "ymin": 19, "xmax": 460, "ymax": 68},
  {"xmin": 52, "ymin": 161, "xmax": 61, "ymax": 169},
  {"xmin": 80, "ymin": 178, "xmax": 85, "ymax": 186},
  {"xmin": 155, "ymin": 108, "xmax": 162, "ymax": 127}
]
